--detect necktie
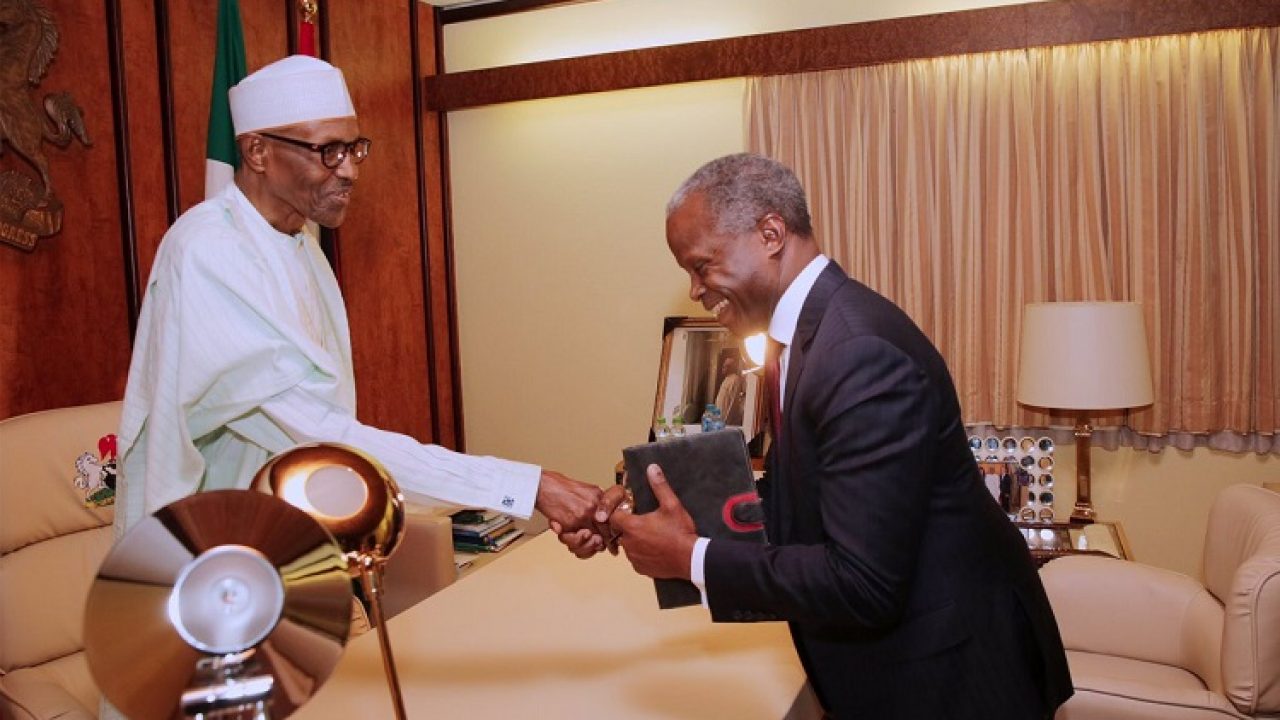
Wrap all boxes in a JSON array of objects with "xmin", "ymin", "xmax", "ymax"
[{"xmin": 764, "ymin": 337, "xmax": 783, "ymax": 442}]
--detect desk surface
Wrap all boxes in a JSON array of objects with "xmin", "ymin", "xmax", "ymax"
[{"xmin": 299, "ymin": 532, "xmax": 816, "ymax": 720}]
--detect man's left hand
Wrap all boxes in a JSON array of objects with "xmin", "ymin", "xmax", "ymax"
[{"xmin": 609, "ymin": 463, "xmax": 698, "ymax": 580}]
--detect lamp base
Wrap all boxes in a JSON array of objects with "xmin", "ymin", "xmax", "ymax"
[{"xmin": 1069, "ymin": 503, "xmax": 1096, "ymax": 524}]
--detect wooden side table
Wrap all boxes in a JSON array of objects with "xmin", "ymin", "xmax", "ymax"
[{"xmin": 1016, "ymin": 520, "xmax": 1132, "ymax": 567}]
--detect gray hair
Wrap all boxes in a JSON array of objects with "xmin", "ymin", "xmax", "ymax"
[{"xmin": 666, "ymin": 153, "xmax": 813, "ymax": 238}]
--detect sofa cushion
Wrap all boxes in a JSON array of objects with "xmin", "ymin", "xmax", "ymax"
[
  {"xmin": 1070, "ymin": 650, "xmax": 1209, "ymax": 691},
  {"xmin": 0, "ymin": 652, "xmax": 97, "ymax": 720},
  {"xmin": 1042, "ymin": 553, "xmax": 1224, "ymax": 690},
  {"xmin": 0, "ymin": 526, "xmax": 113, "ymax": 671},
  {"xmin": 1060, "ymin": 650, "xmax": 1246, "ymax": 719}
]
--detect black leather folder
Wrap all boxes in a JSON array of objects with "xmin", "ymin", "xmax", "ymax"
[{"xmin": 622, "ymin": 430, "xmax": 766, "ymax": 608}]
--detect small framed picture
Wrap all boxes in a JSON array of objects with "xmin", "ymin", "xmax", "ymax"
[{"xmin": 651, "ymin": 317, "xmax": 764, "ymax": 455}]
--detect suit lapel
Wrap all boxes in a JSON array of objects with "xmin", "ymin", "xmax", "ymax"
[
  {"xmin": 781, "ymin": 261, "xmax": 846, "ymax": 431},
  {"xmin": 772, "ymin": 261, "xmax": 846, "ymax": 542}
]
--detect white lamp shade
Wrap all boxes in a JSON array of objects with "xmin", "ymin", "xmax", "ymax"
[
  {"xmin": 742, "ymin": 332, "xmax": 767, "ymax": 371},
  {"xmin": 1017, "ymin": 302, "xmax": 1154, "ymax": 410}
]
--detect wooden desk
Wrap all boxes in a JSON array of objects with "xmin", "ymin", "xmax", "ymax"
[{"xmin": 299, "ymin": 533, "xmax": 818, "ymax": 720}]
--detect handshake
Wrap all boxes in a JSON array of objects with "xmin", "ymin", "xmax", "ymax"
[{"xmin": 534, "ymin": 465, "xmax": 697, "ymax": 581}]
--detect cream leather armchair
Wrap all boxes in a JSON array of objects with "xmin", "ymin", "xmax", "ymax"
[
  {"xmin": 0, "ymin": 401, "xmax": 121, "ymax": 720},
  {"xmin": 1042, "ymin": 484, "xmax": 1280, "ymax": 719},
  {"xmin": 0, "ymin": 402, "xmax": 457, "ymax": 719}
]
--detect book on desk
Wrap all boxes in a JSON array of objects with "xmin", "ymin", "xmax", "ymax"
[{"xmin": 451, "ymin": 508, "xmax": 524, "ymax": 554}]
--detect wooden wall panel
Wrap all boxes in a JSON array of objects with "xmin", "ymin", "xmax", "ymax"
[
  {"xmin": 167, "ymin": 0, "xmax": 287, "ymax": 216},
  {"xmin": 0, "ymin": 0, "xmax": 130, "ymax": 416},
  {"xmin": 2, "ymin": 0, "xmax": 463, "ymax": 446},
  {"xmin": 327, "ymin": 0, "xmax": 436, "ymax": 443},
  {"xmin": 416, "ymin": 3, "xmax": 462, "ymax": 449},
  {"xmin": 162, "ymin": 0, "xmax": 211, "ymax": 219},
  {"xmin": 120, "ymin": 0, "xmax": 166, "ymax": 302}
]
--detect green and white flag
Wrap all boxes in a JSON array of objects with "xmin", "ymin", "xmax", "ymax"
[{"xmin": 205, "ymin": 0, "xmax": 247, "ymax": 198}]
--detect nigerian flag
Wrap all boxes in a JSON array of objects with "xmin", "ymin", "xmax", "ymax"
[{"xmin": 204, "ymin": 0, "xmax": 247, "ymax": 198}]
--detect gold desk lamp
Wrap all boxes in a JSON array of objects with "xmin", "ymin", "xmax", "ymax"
[
  {"xmin": 253, "ymin": 443, "xmax": 409, "ymax": 720},
  {"xmin": 85, "ymin": 490, "xmax": 352, "ymax": 719}
]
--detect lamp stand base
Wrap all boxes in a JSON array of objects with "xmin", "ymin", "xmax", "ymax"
[{"xmin": 1069, "ymin": 503, "xmax": 1096, "ymax": 525}]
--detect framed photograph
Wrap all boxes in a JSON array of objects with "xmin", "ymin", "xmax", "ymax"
[{"xmin": 651, "ymin": 317, "xmax": 764, "ymax": 454}]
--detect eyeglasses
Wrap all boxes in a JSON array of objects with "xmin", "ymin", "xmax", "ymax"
[{"xmin": 258, "ymin": 132, "xmax": 372, "ymax": 169}]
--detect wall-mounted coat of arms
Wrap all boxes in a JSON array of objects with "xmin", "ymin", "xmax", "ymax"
[{"xmin": 0, "ymin": 0, "xmax": 92, "ymax": 251}]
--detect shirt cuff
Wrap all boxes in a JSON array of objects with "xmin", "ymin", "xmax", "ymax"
[
  {"xmin": 690, "ymin": 536, "xmax": 711, "ymax": 607},
  {"xmin": 484, "ymin": 456, "xmax": 541, "ymax": 519}
]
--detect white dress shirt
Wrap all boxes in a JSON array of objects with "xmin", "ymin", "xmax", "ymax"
[{"xmin": 690, "ymin": 255, "xmax": 830, "ymax": 603}]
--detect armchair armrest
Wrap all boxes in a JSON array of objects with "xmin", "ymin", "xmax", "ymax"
[{"xmin": 1041, "ymin": 555, "xmax": 1223, "ymax": 688}]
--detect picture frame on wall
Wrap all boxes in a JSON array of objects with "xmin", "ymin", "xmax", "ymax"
[{"xmin": 651, "ymin": 317, "xmax": 765, "ymax": 456}]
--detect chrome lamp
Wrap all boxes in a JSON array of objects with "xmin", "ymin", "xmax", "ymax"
[{"xmin": 1016, "ymin": 302, "xmax": 1153, "ymax": 523}]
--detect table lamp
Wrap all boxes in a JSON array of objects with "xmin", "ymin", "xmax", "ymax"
[
  {"xmin": 741, "ymin": 332, "xmax": 767, "ymax": 372},
  {"xmin": 1016, "ymin": 302, "xmax": 1153, "ymax": 523},
  {"xmin": 254, "ymin": 443, "xmax": 409, "ymax": 720}
]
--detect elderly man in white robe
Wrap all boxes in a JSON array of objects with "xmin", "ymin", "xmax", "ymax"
[{"xmin": 117, "ymin": 56, "xmax": 611, "ymax": 547}]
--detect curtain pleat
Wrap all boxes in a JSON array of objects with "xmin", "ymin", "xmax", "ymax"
[{"xmin": 747, "ymin": 28, "xmax": 1280, "ymax": 453}]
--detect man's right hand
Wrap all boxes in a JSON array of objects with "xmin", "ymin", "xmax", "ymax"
[
  {"xmin": 608, "ymin": 464, "xmax": 696, "ymax": 579},
  {"xmin": 552, "ymin": 483, "xmax": 629, "ymax": 559},
  {"xmin": 537, "ymin": 470, "xmax": 626, "ymax": 558}
]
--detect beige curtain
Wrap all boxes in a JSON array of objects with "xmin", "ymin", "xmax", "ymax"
[{"xmin": 747, "ymin": 27, "xmax": 1279, "ymax": 453}]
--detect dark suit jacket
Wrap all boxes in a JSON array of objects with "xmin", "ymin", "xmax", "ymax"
[{"xmin": 705, "ymin": 262, "xmax": 1073, "ymax": 719}]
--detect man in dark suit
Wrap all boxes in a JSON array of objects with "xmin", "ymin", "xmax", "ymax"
[{"xmin": 601, "ymin": 153, "xmax": 1073, "ymax": 718}]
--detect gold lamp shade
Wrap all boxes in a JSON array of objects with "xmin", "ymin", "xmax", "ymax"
[
  {"xmin": 252, "ymin": 442, "xmax": 406, "ymax": 569},
  {"xmin": 253, "ymin": 442, "xmax": 411, "ymax": 719}
]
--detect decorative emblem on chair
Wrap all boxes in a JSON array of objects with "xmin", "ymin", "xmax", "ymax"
[
  {"xmin": 0, "ymin": 0, "xmax": 92, "ymax": 252},
  {"xmin": 73, "ymin": 433, "xmax": 117, "ymax": 507}
]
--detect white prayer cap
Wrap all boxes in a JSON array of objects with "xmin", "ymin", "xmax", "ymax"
[{"xmin": 229, "ymin": 55, "xmax": 356, "ymax": 136}]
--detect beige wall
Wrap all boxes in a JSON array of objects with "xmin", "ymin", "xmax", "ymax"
[
  {"xmin": 443, "ymin": 0, "xmax": 1277, "ymax": 578},
  {"xmin": 448, "ymin": 80, "xmax": 739, "ymax": 485}
]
